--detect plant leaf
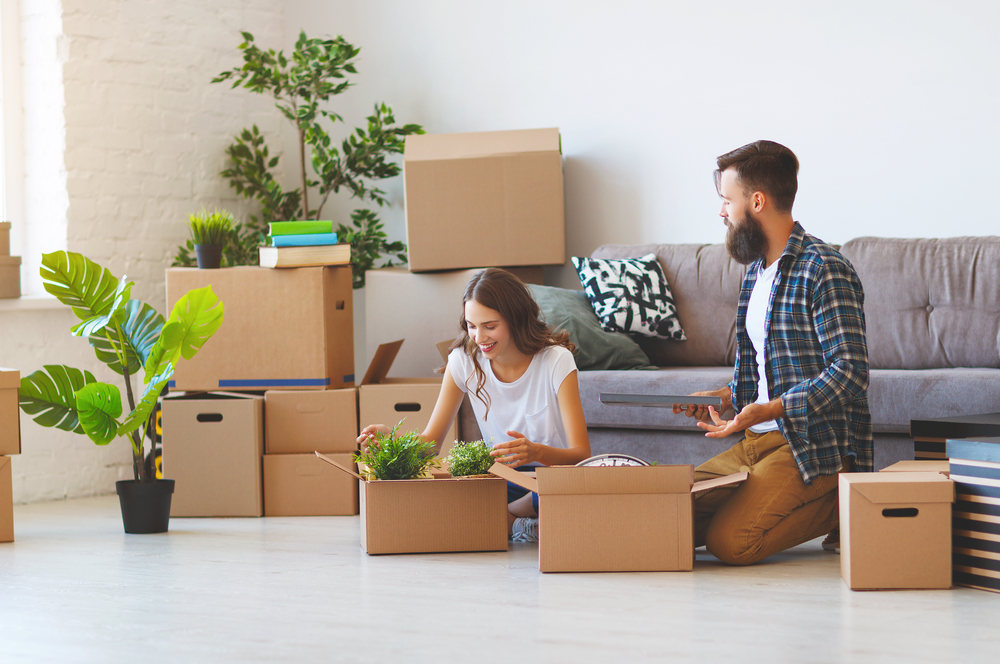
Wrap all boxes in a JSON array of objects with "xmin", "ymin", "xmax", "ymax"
[
  {"xmin": 18, "ymin": 366, "xmax": 97, "ymax": 434},
  {"xmin": 166, "ymin": 286, "xmax": 224, "ymax": 361},
  {"xmin": 40, "ymin": 251, "xmax": 121, "ymax": 322},
  {"xmin": 119, "ymin": 364, "xmax": 172, "ymax": 438},
  {"xmin": 143, "ymin": 321, "xmax": 184, "ymax": 383},
  {"xmin": 89, "ymin": 300, "xmax": 165, "ymax": 376},
  {"xmin": 75, "ymin": 382, "xmax": 123, "ymax": 446},
  {"xmin": 70, "ymin": 276, "xmax": 133, "ymax": 337}
]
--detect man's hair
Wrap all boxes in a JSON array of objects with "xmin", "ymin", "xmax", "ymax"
[{"xmin": 714, "ymin": 140, "xmax": 799, "ymax": 213}]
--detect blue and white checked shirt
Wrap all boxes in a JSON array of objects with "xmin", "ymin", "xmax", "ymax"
[{"xmin": 728, "ymin": 223, "xmax": 873, "ymax": 483}]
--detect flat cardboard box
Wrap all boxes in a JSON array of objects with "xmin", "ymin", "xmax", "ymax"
[
  {"xmin": 0, "ymin": 369, "xmax": 21, "ymax": 456},
  {"xmin": 492, "ymin": 462, "xmax": 748, "ymax": 573},
  {"xmin": 359, "ymin": 340, "xmax": 457, "ymax": 457},
  {"xmin": 316, "ymin": 452, "xmax": 508, "ymax": 554},
  {"xmin": 0, "ymin": 256, "xmax": 21, "ymax": 299},
  {"xmin": 0, "ymin": 221, "xmax": 9, "ymax": 255},
  {"xmin": 264, "ymin": 389, "xmax": 358, "ymax": 454},
  {"xmin": 839, "ymin": 472, "xmax": 954, "ymax": 590},
  {"xmin": 880, "ymin": 460, "xmax": 950, "ymax": 476},
  {"xmin": 162, "ymin": 392, "xmax": 264, "ymax": 517},
  {"xmin": 365, "ymin": 266, "xmax": 544, "ymax": 378},
  {"xmin": 263, "ymin": 453, "xmax": 359, "ymax": 516},
  {"xmin": 403, "ymin": 128, "xmax": 565, "ymax": 272},
  {"xmin": 165, "ymin": 266, "xmax": 354, "ymax": 391},
  {"xmin": 0, "ymin": 456, "xmax": 12, "ymax": 542}
]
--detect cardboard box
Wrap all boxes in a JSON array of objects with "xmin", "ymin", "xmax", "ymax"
[
  {"xmin": 165, "ymin": 266, "xmax": 354, "ymax": 391},
  {"xmin": 365, "ymin": 266, "xmax": 545, "ymax": 378},
  {"xmin": 0, "ymin": 456, "xmax": 12, "ymax": 542},
  {"xmin": 359, "ymin": 340, "xmax": 457, "ymax": 456},
  {"xmin": 403, "ymin": 128, "xmax": 565, "ymax": 272},
  {"xmin": 839, "ymin": 472, "xmax": 954, "ymax": 590},
  {"xmin": 880, "ymin": 460, "xmax": 949, "ymax": 476},
  {"xmin": 0, "ymin": 256, "xmax": 21, "ymax": 299},
  {"xmin": 947, "ymin": 436, "xmax": 1000, "ymax": 593},
  {"xmin": 162, "ymin": 392, "xmax": 264, "ymax": 517},
  {"xmin": 263, "ymin": 453, "xmax": 359, "ymax": 516},
  {"xmin": 264, "ymin": 389, "xmax": 358, "ymax": 454},
  {"xmin": 0, "ymin": 369, "xmax": 21, "ymax": 456},
  {"xmin": 0, "ymin": 221, "xmax": 9, "ymax": 255},
  {"xmin": 492, "ymin": 462, "xmax": 747, "ymax": 573},
  {"xmin": 316, "ymin": 452, "xmax": 508, "ymax": 554}
]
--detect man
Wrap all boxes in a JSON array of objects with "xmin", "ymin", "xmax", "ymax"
[{"xmin": 675, "ymin": 140, "xmax": 872, "ymax": 566}]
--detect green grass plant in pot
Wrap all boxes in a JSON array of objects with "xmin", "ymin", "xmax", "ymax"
[
  {"xmin": 354, "ymin": 421, "xmax": 440, "ymax": 480},
  {"xmin": 445, "ymin": 440, "xmax": 495, "ymax": 477},
  {"xmin": 17, "ymin": 251, "xmax": 224, "ymax": 533},
  {"xmin": 187, "ymin": 207, "xmax": 234, "ymax": 269}
]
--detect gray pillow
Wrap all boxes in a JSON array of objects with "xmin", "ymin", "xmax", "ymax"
[{"xmin": 528, "ymin": 284, "xmax": 654, "ymax": 371}]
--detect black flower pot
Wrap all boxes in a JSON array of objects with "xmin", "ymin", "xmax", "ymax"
[
  {"xmin": 194, "ymin": 244, "xmax": 223, "ymax": 269},
  {"xmin": 116, "ymin": 479, "xmax": 175, "ymax": 534}
]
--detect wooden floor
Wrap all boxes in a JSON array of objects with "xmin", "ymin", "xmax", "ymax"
[{"xmin": 0, "ymin": 495, "xmax": 997, "ymax": 663}]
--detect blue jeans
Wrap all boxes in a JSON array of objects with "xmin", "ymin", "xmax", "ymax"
[{"xmin": 506, "ymin": 465, "xmax": 540, "ymax": 514}]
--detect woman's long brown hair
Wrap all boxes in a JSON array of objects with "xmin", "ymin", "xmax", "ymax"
[{"xmin": 443, "ymin": 268, "xmax": 574, "ymax": 419}]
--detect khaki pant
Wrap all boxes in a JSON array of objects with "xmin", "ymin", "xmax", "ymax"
[{"xmin": 693, "ymin": 429, "xmax": 845, "ymax": 566}]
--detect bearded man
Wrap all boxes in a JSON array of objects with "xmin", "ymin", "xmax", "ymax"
[{"xmin": 674, "ymin": 140, "xmax": 872, "ymax": 565}]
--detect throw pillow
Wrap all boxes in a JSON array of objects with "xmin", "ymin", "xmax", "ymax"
[
  {"xmin": 527, "ymin": 284, "xmax": 654, "ymax": 371},
  {"xmin": 571, "ymin": 253, "xmax": 686, "ymax": 340}
]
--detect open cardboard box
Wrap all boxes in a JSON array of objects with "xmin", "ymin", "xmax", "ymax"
[
  {"xmin": 315, "ymin": 452, "xmax": 507, "ymax": 555},
  {"xmin": 0, "ymin": 369, "xmax": 21, "ymax": 456},
  {"xmin": 359, "ymin": 340, "xmax": 457, "ymax": 457},
  {"xmin": 490, "ymin": 462, "xmax": 747, "ymax": 573},
  {"xmin": 840, "ymin": 471, "xmax": 954, "ymax": 590}
]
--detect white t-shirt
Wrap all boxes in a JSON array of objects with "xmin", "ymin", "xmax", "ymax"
[
  {"xmin": 746, "ymin": 259, "xmax": 780, "ymax": 433},
  {"xmin": 447, "ymin": 345, "xmax": 578, "ymax": 461}
]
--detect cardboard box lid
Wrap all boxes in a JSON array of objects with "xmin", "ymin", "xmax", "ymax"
[
  {"xmin": 405, "ymin": 128, "xmax": 560, "ymax": 162},
  {"xmin": 842, "ymin": 472, "xmax": 954, "ymax": 504},
  {"xmin": 880, "ymin": 460, "xmax": 950, "ymax": 475},
  {"xmin": 490, "ymin": 462, "xmax": 747, "ymax": 496},
  {"xmin": 361, "ymin": 340, "xmax": 404, "ymax": 386},
  {"xmin": 0, "ymin": 368, "xmax": 20, "ymax": 389}
]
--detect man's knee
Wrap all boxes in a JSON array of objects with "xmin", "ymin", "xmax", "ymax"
[{"xmin": 704, "ymin": 525, "xmax": 768, "ymax": 566}]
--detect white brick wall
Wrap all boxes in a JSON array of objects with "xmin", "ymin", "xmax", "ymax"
[{"xmin": 3, "ymin": 0, "xmax": 286, "ymax": 504}]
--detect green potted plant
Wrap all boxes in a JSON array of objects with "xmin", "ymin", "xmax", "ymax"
[
  {"xmin": 186, "ymin": 207, "xmax": 234, "ymax": 269},
  {"xmin": 17, "ymin": 251, "xmax": 224, "ymax": 533},
  {"xmin": 445, "ymin": 440, "xmax": 496, "ymax": 477},
  {"xmin": 203, "ymin": 30, "xmax": 424, "ymax": 287},
  {"xmin": 354, "ymin": 421, "xmax": 440, "ymax": 480}
]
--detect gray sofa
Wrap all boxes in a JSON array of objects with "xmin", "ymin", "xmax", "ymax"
[{"xmin": 461, "ymin": 236, "xmax": 1000, "ymax": 469}]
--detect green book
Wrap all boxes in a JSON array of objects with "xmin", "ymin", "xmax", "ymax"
[{"xmin": 269, "ymin": 220, "xmax": 334, "ymax": 236}]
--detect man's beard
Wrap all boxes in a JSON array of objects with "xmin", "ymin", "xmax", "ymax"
[{"xmin": 725, "ymin": 210, "xmax": 768, "ymax": 265}]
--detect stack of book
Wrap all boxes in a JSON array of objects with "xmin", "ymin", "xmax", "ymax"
[{"xmin": 258, "ymin": 220, "xmax": 351, "ymax": 268}]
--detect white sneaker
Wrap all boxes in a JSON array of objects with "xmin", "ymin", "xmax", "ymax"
[{"xmin": 511, "ymin": 517, "xmax": 539, "ymax": 543}]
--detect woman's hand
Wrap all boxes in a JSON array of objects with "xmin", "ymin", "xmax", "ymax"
[
  {"xmin": 490, "ymin": 430, "xmax": 541, "ymax": 468},
  {"xmin": 357, "ymin": 424, "xmax": 391, "ymax": 453}
]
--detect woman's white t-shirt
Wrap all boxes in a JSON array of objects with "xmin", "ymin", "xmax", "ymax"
[{"xmin": 447, "ymin": 345, "xmax": 578, "ymax": 461}]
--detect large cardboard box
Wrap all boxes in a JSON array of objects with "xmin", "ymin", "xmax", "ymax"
[
  {"xmin": 365, "ymin": 266, "xmax": 545, "ymax": 378},
  {"xmin": 492, "ymin": 462, "xmax": 747, "ymax": 573},
  {"xmin": 0, "ymin": 256, "xmax": 21, "ymax": 299},
  {"xmin": 316, "ymin": 452, "xmax": 508, "ymax": 554},
  {"xmin": 265, "ymin": 389, "xmax": 358, "ymax": 454},
  {"xmin": 839, "ymin": 472, "xmax": 954, "ymax": 590},
  {"xmin": 0, "ymin": 456, "xmax": 12, "ymax": 542},
  {"xmin": 359, "ymin": 340, "xmax": 457, "ymax": 456},
  {"xmin": 263, "ymin": 453, "xmax": 359, "ymax": 516},
  {"xmin": 165, "ymin": 266, "xmax": 354, "ymax": 391},
  {"xmin": 0, "ymin": 369, "xmax": 21, "ymax": 456},
  {"xmin": 403, "ymin": 128, "xmax": 565, "ymax": 272},
  {"xmin": 947, "ymin": 436, "xmax": 1000, "ymax": 593},
  {"xmin": 162, "ymin": 392, "xmax": 264, "ymax": 517}
]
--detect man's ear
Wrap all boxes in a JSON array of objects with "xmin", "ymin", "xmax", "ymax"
[{"xmin": 751, "ymin": 191, "xmax": 766, "ymax": 212}]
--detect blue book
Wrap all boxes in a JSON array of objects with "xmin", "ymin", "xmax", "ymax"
[{"xmin": 270, "ymin": 232, "xmax": 339, "ymax": 247}]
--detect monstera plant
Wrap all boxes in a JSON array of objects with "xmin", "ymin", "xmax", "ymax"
[{"xmin": 17, "ymin": 251, "xmax": 224, "ymax": 532}]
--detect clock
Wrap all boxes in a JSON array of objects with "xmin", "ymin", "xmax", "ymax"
[{"xmin": 575, "ymin": 453, "xmax": 650, "ymax": 467}]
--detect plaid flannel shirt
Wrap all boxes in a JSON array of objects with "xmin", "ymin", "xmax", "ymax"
[{"xmin": 728, "ymin": 223, "xmax": 873, "ymax": 483}]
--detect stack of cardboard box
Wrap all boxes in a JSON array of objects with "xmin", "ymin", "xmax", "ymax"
[
  {"xmin": 1, "ymin": 368, "xmax": 21, "ymax": 542},
  {"xmin": 0, "ymin": 222, "xmax": 21, "ymax": 299}
]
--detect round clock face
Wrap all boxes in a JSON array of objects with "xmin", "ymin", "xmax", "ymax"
[{"xmin": 575, "ymin": 453, "xmax": 650, "ymax": 467}]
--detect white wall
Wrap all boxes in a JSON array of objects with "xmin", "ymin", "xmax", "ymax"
[{"xmin": 284, "ymin": 0, "xmax": 1000, "ymax": 294}]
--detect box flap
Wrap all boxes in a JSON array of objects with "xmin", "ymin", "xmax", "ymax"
[
  {"xmin": 405, "ymin": 128, "xmax": 560, "ymax": 161},
  {"xmin": 843, "ymin": 472, "xmax": 954, "ymax": 504},
  {"xmin": 315, "ymin": 451, "xmax": 364, "ymax": 481},
  {"xmin": 692, "ymin": 470, "xmax": 748, "ymax": 493},
  {"xmin": 489, "ymin": 461, "xmax": 539, "ymax": 493},
  {"xmin": 361, "ymin": 339, "xmax": 404, "ymax": 386},
  {"xmin": 538, "ymin": 465, "xmax": 693, "ymax": 495},
  {"xmin": 0, "ymin": 368, "xmax": 20, "ymax": 389},
  {"xmin": 436, "ymin": 339, "xmax": 455, "ymax": 363}
]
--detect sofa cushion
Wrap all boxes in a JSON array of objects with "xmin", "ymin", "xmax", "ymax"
[
  {"xmin": 527, "ymin": 284, "xmax": 654, "ymax": 371},
  {"xmin": 840, "ymin": 236, "xmax": 1000, "ymax": 370},
  {"xmin": 571, "ymin": 253, "xmax": 686, "ymax": 340},
  {"xmin": 591, "ymin": 244, "xmax": 747, "ymax": 367}
]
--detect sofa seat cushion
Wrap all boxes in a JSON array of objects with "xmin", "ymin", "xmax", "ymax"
[{"xmin": 869, "ymin": 368, "xmax": 1000, "ymax": 433}]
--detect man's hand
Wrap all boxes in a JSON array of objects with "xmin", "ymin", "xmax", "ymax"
[
  {"xmin": 672, "ymin": 388, "xmax": 733, "ymax": 424},
  {"xmin": 698, "ymin": 399, "xmax": 784, "ymax": 438}
]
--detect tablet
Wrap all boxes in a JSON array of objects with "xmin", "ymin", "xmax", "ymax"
[{"xmin": 599, "ymin": 393, "xmax": 723, "ymax": 408}]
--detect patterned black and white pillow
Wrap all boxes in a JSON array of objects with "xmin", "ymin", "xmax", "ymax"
[{"xmin": 571, "ymin": 253, "xmax": 686, "ymax": 340}]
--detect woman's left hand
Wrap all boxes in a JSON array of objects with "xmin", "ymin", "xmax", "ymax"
[{"xmin": 490, "ymin": 430, "xmax": 540, "ymax": 467}]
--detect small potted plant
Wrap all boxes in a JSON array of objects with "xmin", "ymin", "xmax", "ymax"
[
  {"xmin": 445, "ymin": 440, "xmax": 495, "ymax": 478},
  {"xmin": 18, "ymin": 251, "xmax": 224, "ymax": 533},
  {"xmin": 354, "ymin": 421, "xmax": 440, "ymax": 480},
  {"xmin": 187, "ymin": 207, "xmax": 234, "ymax": 269}
]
